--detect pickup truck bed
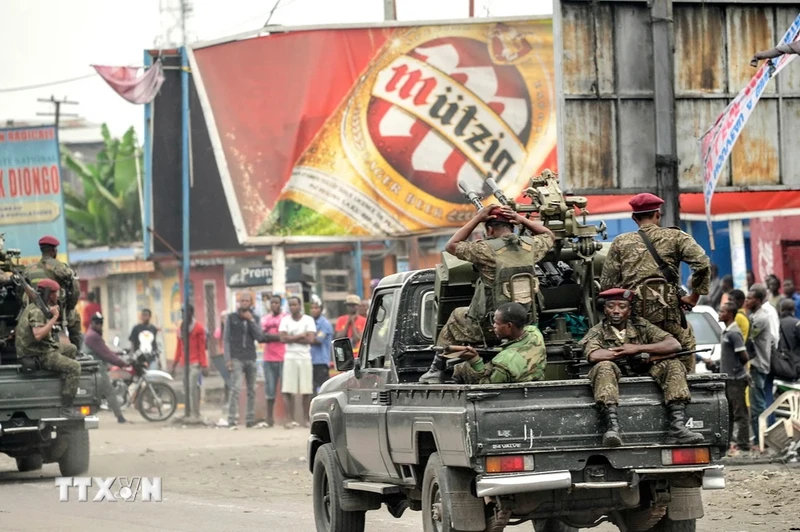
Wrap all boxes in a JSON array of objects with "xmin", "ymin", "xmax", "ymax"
[{"xmin": 0, "ymin": 358, "xmax": 100, "ymax": 476}]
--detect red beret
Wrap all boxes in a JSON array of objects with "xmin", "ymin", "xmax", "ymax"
[
  {"xmin": 37, "ymin": 278, "xmax": 60, "ymax": 291},
  {"xmin": 38, "ymin": 235, "xmax": 60, "ymax": 247},
  {"xmin": 628, "ymin": 193, "xmax": 664, "ymax": 214},
  {"xmin": 488, "ymin": 205, "xmax": 514, "ymax": 223},
  {"xmin": 599, "ymin": 288, "xmax": 633, "ymax": 302}
]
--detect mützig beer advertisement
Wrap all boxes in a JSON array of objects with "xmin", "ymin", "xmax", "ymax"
[{"xmin": 191, "ymin": 19, "xmax": 556, "ymax": 243}]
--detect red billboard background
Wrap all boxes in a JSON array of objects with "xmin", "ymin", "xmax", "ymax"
[{"xmin": 190, "ymin": 20, "xmax": 557, "ymax": 244}]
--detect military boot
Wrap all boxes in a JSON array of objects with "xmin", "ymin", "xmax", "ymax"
[
  {"xmin": 419, "ymin": 354, "xmax": 446, "ymax": 384},
  {"xmin": 601, "ymin": 404, "xmax": 623, "ymax": 447},
  {"xmin": 665, "ymin": 403, "xmax": 704, "ymax": 444}
]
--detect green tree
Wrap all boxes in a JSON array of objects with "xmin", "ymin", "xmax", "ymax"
[{"xmin": 62, "ymin": 124, "xmax": 143, "ymax": 248}]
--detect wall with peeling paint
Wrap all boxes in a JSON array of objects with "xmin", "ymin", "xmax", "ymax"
[{"xmin": 560, "ymin": 1, "xmax": 800, "ymax": 193}]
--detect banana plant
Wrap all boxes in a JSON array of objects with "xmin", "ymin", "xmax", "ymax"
[{"xmin": 62, "ymin": 124, "xmax": 143, "ymax": 248}]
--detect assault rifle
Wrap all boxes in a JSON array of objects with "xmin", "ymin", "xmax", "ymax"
[
  {"xmin": 614, "ymin": 348, "xmax": 712, "ymax": 378},
  {"xmin": 622, "ymin": 348, "xmax": 712, "ymax": 366},
  {"xmin": 11, "ymin": 273, "xmax": 54, "ymax": 321},
  {"xmin": 434, "ymin": 344, "xmax": 503, "ymax": 367}
]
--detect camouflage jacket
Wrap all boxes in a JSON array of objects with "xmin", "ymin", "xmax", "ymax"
[
  {"xmin": 453, "ymin": 233, "xmax": 554, "ymax": 286},
  {"xmin": 580, "ymin": 317, "xmax": 672, "ymax": 360},
  {"xmin": 24, "ymin": 258, "xmax": 79, "ymax": 308},
  {"xmin": 15, "ymin": 303, "xmax": 59, "ymax": 358},
  {"xmin": 453, "ymin": 325, "xmax": 546, "ymax": 384},
  {"xmin": 599, "ymin": 223, "xmax": 710, "ymax": 296}
]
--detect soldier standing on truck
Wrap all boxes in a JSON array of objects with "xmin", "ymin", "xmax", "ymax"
[
  {"xmin": 24, "ymin": 236, "xmax": 82, "ymax": 350},
  {"xmin": 419, "ymin": 205, "xmax": 554, "ymax": 384},
  {"xmin": 599, "ymin": 193, "xmax": 710, "ymax": 372},
  {"xmin": 15, "ymin": 278, "xmax": 82, "ymax": 420},
  {"xmin": 446, "ymin": 302, "xmax": 546, "ymax": 384},
  {"xmin": 582, "ymin": 288, "xmax": 704, "ymax": 447}
]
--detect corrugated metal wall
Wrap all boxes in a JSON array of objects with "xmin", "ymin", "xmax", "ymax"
[{"xmin": 559, "ymin": 1, "xmax": 800, "ymax": 192}]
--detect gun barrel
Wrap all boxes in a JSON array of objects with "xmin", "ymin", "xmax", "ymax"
[
  {"xmin": 485, "ymin": 177, "xmax": 510, "ymax": 205},
  {"xmin": 458, "ymin": 180, "xmax": 484, "ymax": 211}
]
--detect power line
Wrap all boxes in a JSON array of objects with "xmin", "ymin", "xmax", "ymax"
[{"xmin": 0, "ymin": 74, "xmax": 95, "ymax": 94}]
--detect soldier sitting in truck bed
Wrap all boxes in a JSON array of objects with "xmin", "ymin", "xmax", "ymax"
[
  {"xmin": 582, "ymin": 288, "xmax": 704, "ymax": 447},
  {"xmin": 445, "ymin": 302, "xmax": 546, "ymax": 384},
  {"xmin": 419, "ymin": 205, "xmax": 554, "ymax": 384},
  {"xmin": 15, "ymin": 278, "xmax": 82, "ymax": 420}
]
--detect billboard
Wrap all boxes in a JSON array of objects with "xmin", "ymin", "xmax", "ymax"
[
  {"xmin": 0, "ymin": 126, "xmax": 68, "ymax": 263},
  {"xmin": 190, "ymin": 19, "xmax": 557, "ymax": 244}
]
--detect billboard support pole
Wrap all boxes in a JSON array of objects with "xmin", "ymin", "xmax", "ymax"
[
  {"xmin": 143, "ymin": 51, "xmax": 153, "ymax": 259},
  {"xmin": 181, "ymin": 46, "xmax": 192, "ymax": 419},
  {"xmin": 651, "ymin": 0, "xmax": 680, "ymax": 227}
]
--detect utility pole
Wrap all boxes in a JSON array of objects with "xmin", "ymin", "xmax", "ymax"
[
  {"xmin": 36, "ymin": 96, "xmax": 79, "ymax": 129},
  {"xmin": 651, "ymin": 0, "xmax": 680, "ymax": 228}
]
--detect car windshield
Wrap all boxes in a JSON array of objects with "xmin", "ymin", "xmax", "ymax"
[{"xmin": 685, "ymin": 312, "xmax": 721, "ymax": 345}]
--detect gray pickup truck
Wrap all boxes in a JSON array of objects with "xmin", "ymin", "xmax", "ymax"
[
  {"xmin": 308, "ymin": 269, "xmax": 728, "ymax": 532},
  {"xmin": 0, "ymin": 355, "xmax": 100, "ymax": 475}
]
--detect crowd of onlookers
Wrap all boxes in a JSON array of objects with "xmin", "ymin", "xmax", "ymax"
[
  {"xmin": 696, "ymin": 266, "xmax": 800, "ymax": 456},
  {"xmin": 203, "ymin": 292, "xmax": 368, "ymax": 429}
]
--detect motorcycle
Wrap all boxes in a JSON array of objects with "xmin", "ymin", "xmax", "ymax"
[{"xmin": 106, "ymin": 337, "xmax": 177, "ymax": 422}]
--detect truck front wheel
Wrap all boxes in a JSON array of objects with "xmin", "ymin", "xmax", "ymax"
[{"xmin": 313, "ymin": 443, "xmax": 365, "ymax": 532}]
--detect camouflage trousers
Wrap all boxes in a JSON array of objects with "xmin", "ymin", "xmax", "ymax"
[
  {"xmin": 588, "ymin": 359, "xmax": 691, "ymax": 406},
  {"xmin": 37, "ymin": 343, "xmax": 81, "ymax": 400},
  {"xmin": 436, "ymin": 307, "xmax": 485, "ymax": 346},
  {"xmin": 66, "ymin": 308, "xmax": 82, "ymax": 350},
  {"xmin": 646, "ymin": 317, "xmax": 696, "ymax": 373}
]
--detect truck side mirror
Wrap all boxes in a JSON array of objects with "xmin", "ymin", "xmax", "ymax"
[{"xmin": 333, "ymin": 338, "xmax": 355, "ymax": 372}]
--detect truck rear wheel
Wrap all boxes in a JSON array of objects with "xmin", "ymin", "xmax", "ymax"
[
  {"xmin": 58, "ymin": 429, "xmax": 90, "ymax": 477},
  {"xmin": 532, "ymin": 519, "xmax": 578, "ymax": 532},
  {"xmin": 423, "ymin": 452, "xmax": 479, "ymax": 532},
  {"xmin": 313, "ymin": 443, "xmax": 365, "ymax": 532},
  {"xmin": 650, "ymin": 517, "xmax": 696, "ymax": 532},
  {"xmin": 16, "ymin": 454, "xmax": 43, "ymax": 472}
]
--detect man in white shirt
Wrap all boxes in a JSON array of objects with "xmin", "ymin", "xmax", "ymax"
[
  {"xmin": 753, "ymin": 283, "xmax": 780, "ymax": 347},
  {"xmin": 279, "ymin": 296, "xmax": 316, "ymax": 429}
]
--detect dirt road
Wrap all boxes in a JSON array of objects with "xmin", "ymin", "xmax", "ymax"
[{"xmin": 0, "ymin": 411, "xmax": 797, "ymax": 531}]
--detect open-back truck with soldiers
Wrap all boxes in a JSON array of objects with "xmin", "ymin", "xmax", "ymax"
[
  {"xmin": 0, "ymin": 237, "xmax": 100, "ymax": 476},
  {"xmin": 308, "ymin": 174, "xmax": 728, "ymax": 532}
]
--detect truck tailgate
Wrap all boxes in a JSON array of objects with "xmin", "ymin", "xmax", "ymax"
[
  {"xmin": 473, "ymin": 375, "xmax": 727, "ymax": 456},
  {"xmin": 0, "ymin": 360, "xmax": 100, "ymax": 421}
]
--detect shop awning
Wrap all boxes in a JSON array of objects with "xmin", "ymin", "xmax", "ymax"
[{"xmin": 581, "ymin": 191, "xmax": 800, "ymax": 221}]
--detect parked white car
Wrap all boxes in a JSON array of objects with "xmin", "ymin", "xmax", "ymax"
[{"xmin": 686, "ymin": 305, "xmax": 723, "ymax": 374}]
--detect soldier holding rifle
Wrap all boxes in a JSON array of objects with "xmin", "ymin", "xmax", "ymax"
[
  {"xmin": 581, "ymin": 288, "xmax": 704, "ymax": 447},
  {"xmin": 600, "ymin": 193, "xmax": 710, "ymax": 373}
]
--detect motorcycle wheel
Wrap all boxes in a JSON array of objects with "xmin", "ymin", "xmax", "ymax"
[{"xmin": 137, "ymin": 382, "xmax": 177, "ymax": 422}]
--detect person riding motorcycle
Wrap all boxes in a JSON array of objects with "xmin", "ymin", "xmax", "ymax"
[{"xmin": 82, "ymin": 312, "xmax": 131, "ymax": 423}]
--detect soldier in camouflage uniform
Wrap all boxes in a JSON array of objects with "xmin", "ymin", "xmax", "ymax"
[
  {"xmin": 581, "ymin": 288, "xmax": 704, "ymax": 446},
  {"xmin": 599, "ymin": 193, "xmax": 710, "ymax": 373},
  {"xmin": 15, "ymin": 278, "xmax": 82, "ymax": 419},
  {"xmin": 24, "ymin": 235, "xmax": 82, "ymax": 350},
  {"xmin": 420, "ymin": 205, "xmax": 554, "ymax": 383},
  {"xmin": 450, "ymin": 302, "xmax": 546, "ymax": 384}
]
